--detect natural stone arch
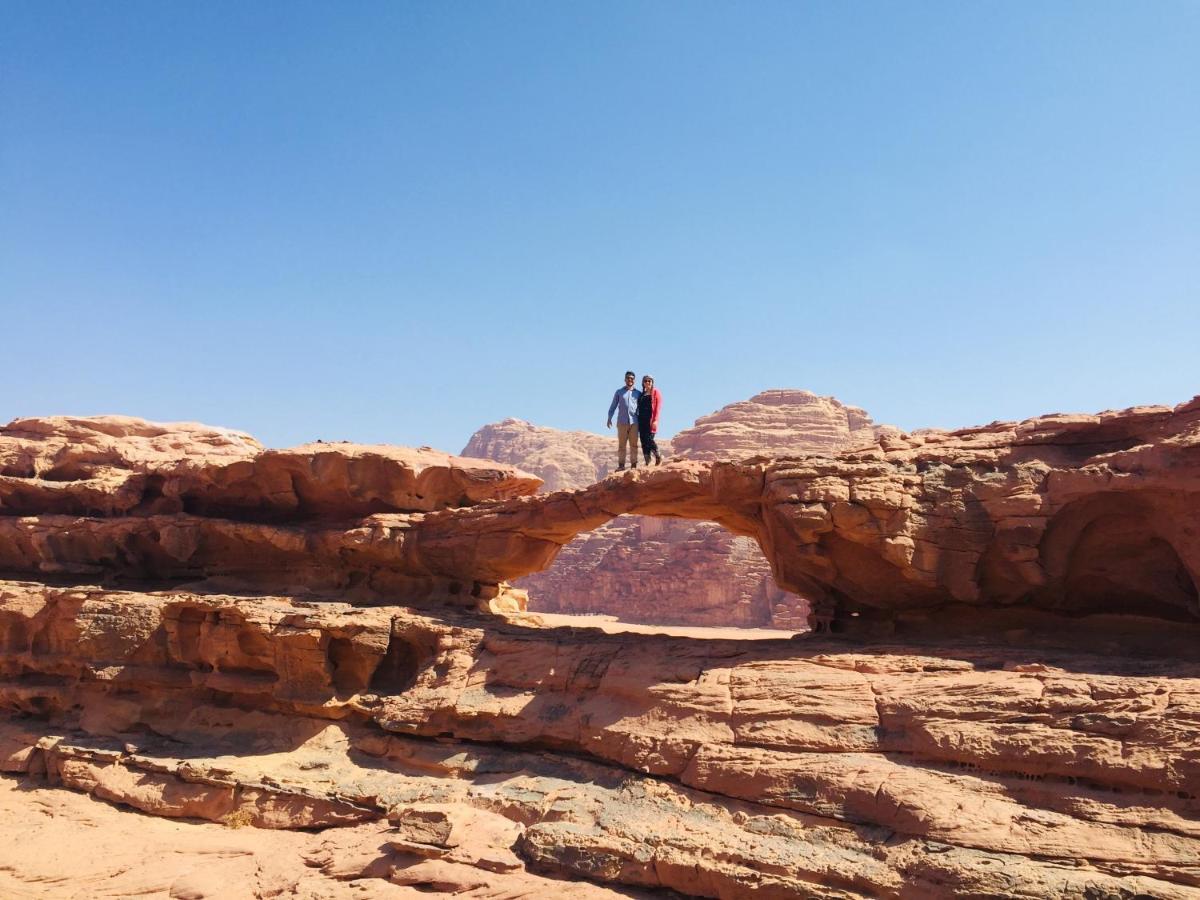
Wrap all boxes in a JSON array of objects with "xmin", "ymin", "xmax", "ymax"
[{"xmin": 409, "ymin": 461, "xmax": 858, "ymax": 630}]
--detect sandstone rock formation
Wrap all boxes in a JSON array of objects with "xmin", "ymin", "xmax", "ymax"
[
  {"xmin": 7, "ymin": 580, "xmax": 1200, "ymax": 897},
  {"xmin": 462, "ymin": 418, "xmax": 798, "ymax": 628},
  {"xmin": 0, "ymin": 415, "xmax": 542, "ymax": 603},
  {"xmin": 463, "ymin": 415, "xmax": 801, "ymax": 628},
  {"xmin": 1, "ymin": 404, "xmax": 1199, "ymax": 897},
  {"xmin": 671, "ymin": 389, "xmax": 891, "ymax": 460},
  {"xmin": 2, "ymin": 415, "xmax": 541, "ymax": 519},
  {"xmin": 462, "ymin": 390, "xmax": 890, "ymax": 628},
  {"xmin": 0, "ymin": 580, "xmax": 1197, "ymax": 897},
  {"xmin": 6, "ymin": 401, "xmax": 1200, "ymax": 631},
  {"xmin": 448, "ymin": 398, "xmax": 1200, "ymax": 632},
  {"xmin": 461, "ymin": 418, "xmax": 632, "ymax": 491}
]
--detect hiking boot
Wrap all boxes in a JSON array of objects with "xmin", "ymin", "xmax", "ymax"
[{"xmin": 655, "ymin": 451, "xmax": 662, "ymax": 465}]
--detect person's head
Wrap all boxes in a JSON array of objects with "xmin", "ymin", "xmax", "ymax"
[
  {"xmin": 642, "ymin": 375, "xmax": 654, "ymax": 391},
  {"xmin": 624, "ymin": 371, "xmax": 635, "ymax": 388}
]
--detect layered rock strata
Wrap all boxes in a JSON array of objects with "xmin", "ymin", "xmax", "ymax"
[
  {"xmin": 1, "ymin": 580, "xmax": 1197, "ymax": 897},
  {"xmin": 1, "ymin": 415, "xmax": 541, "ymax": 519},
  {"xmin": 2, "ymin": 403, "xmax": 1200, "ymax": 896},
  {"xmin": 453, "ymin": 398, "xmax": 1200, "ymax": 631},
  {"xmin": 6, "ymin": 401, "xmax": 1200, "ymax": 630},
  {"xmin": 0, "ymin": 416, "xmax": 541, "ymax": 603}
]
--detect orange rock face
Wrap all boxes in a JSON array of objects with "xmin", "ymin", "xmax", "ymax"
[
  {"xmin": 5, "ymin": 401, "xmax": 1200, "ymax": 629},
  {"xmin": 1, "ymin": 403, "xmax": 1199, "ymax": 897},
  {"xmin": 1, "ymin": 415, "xmax": 542, "ymax": 518},
  {"xmin": 0, "ymin": 415, "xmax": 544, "ymax": 603},
  {"xmin": 0, "ymin": 581, "xmax": 1197, "ymax": 897}
]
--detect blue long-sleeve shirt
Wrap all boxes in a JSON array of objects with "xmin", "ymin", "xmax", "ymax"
[{"xmin": 608, "ymin": 387, "xmax": 641, "ymax": 426}]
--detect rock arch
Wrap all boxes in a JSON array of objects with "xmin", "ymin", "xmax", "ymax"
[{"xmin": 407, "ymin": 462, "xmax": 769, "ymax": 587}]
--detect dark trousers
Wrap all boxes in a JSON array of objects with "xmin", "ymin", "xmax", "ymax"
[{"xmin": 638, "ymin": 422, "xmax": 658, "ymax": 462}]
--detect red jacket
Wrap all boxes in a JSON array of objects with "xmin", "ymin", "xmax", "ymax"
[{"xmin": 641, "ymin": 388, "xmax": 661, "ymax": 434}]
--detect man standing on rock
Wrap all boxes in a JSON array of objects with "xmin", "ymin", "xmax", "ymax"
[{"xmin": 606, "ymin": 370, "xmax": 641, "ymax": 470}]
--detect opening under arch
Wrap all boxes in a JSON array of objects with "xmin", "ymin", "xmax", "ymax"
[{"xmin": 516, "ymin": 514, "xmax": 811, "ymax": 631}]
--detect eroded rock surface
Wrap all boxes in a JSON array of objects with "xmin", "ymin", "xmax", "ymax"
[
  {"xmin": 462, "ymin": 418, "xmax": 632, "ymax": 492},
  {"xmin": 462, "ymin": 417, "xmax": 796, "ymax": 628},
  {"xmin": 6, "ymin": 401, "xmax": 1200, "ymax": 629},
  {"xmin": 1, "ymin": 415, "xmax": 541, "ymax": 520},
  {"xmin": 0, "ymin": 415, "xmax": 542, "ymax": 602},
  {"xmin": 1, "ymin": 581, "xmax": 1197, "ymax": 897},
  {"xmin": 2, "ymin": 403, "xmax": 1199, "ymax": 897},
  {"xmin": 453, "ymin": 397, "xmax": 1200, "ymax": 631},
  {"xmin": 670, "ymin": 389, "xmax": 892, "ymax": 461}
]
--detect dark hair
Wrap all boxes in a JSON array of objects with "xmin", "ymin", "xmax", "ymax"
[
  {"xmin": 625, "ymin": 371, "xmax": 635, "ymax": 379},
  {"xmin": 642, "ymin": 374, "xmax": 653, "ymax": 381}
]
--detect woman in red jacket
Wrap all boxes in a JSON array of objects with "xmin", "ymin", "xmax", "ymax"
[{"xmin": 637, "ymin": 375, "xmax": 663, "ymax": 466}]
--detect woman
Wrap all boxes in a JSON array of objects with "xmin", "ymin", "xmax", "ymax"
[{"xmin": 637, "ymin": 374, "xmax": 663, "ymax": 466}]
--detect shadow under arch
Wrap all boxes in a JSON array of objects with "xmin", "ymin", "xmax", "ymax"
[{"xmin": 1035, "ymin": 490, "xmax": 1200, "ymax": 621}]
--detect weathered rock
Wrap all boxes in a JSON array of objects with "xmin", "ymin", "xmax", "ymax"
[
  {"xmin": 6, "ymin": 400, "xmax": 1200, "ymax": 629},
  {"xmin": 671, "ymin": 389, "xmax": 892, "ymax": 461},
  {"xmin": 462, "ymin": 407, "xmax": 806, "ymax": 628},
  {"xmin": 1, "ymin": 414, "xmax": 541, "ymax": 519},
  {"xmin": 452, "ymin": 397, "xmax": 1200, "ymax": 631},
  {"xmin": 3, "ymin": 401, "xmax": 1200, "ymax": 897},
  {"xmin": 0, "ymin": 415, "xmax": 543, "ymax": 602},
  {"xmin": 0, "ymin": 778, "xmax": 627, "ymax": 898},
  {"xmin": 462, "ymin": 418, "xmax": 636, "ymax": 491},
  {"xmin": 0, "ymin": 581, "xmax": 1197, "ymax": 897}
]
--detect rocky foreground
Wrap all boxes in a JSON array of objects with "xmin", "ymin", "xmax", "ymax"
[{"xmin": 0, "ymin": 403, "xmax": 1198, "ymax": 897}]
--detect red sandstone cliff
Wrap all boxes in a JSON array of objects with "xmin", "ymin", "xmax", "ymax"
[{"xmin": 462, "ymin": 390, "xmax": 891, "ymax": 628}]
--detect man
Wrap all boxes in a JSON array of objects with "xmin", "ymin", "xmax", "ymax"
[{"xmin": 606, "ymin": 370, "xmax": 641, "ymax": 470}]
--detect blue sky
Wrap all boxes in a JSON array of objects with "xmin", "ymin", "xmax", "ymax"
[{"xmin": 3, "ymin": 2, "xmax": 1197, "ymax": 452}]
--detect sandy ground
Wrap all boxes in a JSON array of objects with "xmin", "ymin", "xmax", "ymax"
[
  {"xmin": 0, "ymin": 777, "xmax": 385, "ymax": 899},
  {"xmin": 0, "ymin": 776, "xmax": 644, "ymax": 899},
  {"xmin": 524, "ymin": 611, "xmax": 800, "ymax": 640}
]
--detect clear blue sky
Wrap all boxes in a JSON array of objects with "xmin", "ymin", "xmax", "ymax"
[{"xmin": 3, "ymin": 2, "xmax": 1197, "ymax": 452}]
